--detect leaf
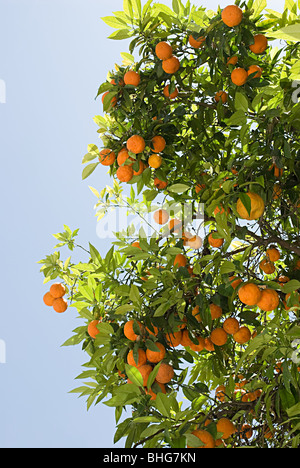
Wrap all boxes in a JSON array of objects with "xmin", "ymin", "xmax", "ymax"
[
  {"xmin": 234, "ymin": 92, "xmax": 248, "ymax": 112},
  {"xmin": 101, "ymin": 16, "xmax": 129, "ymax": 29},
  {"xmin": 270, "ymin": 24, "xmax": 300, "ymax": 42},
  {"xmin": 108, "ymin": 29, "xmax": 133, "ymax": 40},
  {"xmin": 282, "ymin": 280, "xmax": 300, "ymax": 294},
  {"xmin": 225, "ymin": 110, "xmax": 247, "ymax": 126},
  {"xmin": 251, "ymin": 0, "xmax": 267, "ymax": 18},
  {"xmin": 168, "ymin": 183, "xmax": 190, "ymax": 193},
  {"xmin": 115, "ymin": 304, "xmax": 135, "ymax": 315},
  {"xmin": 220, "ymin": 261, "xmax": 236, "ymax": 274},
  {"xmin": 155, "ymin": 392, "xmax": 171, "ymax": 417},
  {"xmin": 82, "ymin": 162, "xmax": 99, "ymax": 180},
  {"xmin": 125, "ymin": 364, "xmax": 144, "ymax": 387},
  {"xmin": 129, "ymin": 284, "xmax": 141, "ymax": 304},
  {"xmin": 286, "ymin": 402, "xmax": 300, "ymax": 417},
  {"xmin": 147, "ymin": 362, "xmax": 161, "ymax": 389},
  {"xmin": 238, "ymin": 192, "xmax": 252, "ymax": 217}
]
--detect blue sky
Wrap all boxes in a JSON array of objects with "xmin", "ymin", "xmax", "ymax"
[{"xmin": 0, "ymin": 0, "xmax": 285, "ymax": 448}]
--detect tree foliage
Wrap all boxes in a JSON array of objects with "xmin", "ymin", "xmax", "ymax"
[{"xmin": 39, "ymin": 0, "xmax": 300, "ymax": 448}]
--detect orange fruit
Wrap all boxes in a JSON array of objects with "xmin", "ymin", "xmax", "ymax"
[
  {"xmin": 101, "ymin": 91, "xmax": 117, "ymax": 107},
  {"xmin": 188, "ymin": 35, "xmax": 206, "ymax": 48},
  {"xmin": 209, "ymin": 303, "xmax": 223, "ymax": 320},
  {"xmin": 269, "ymin": 163, "xmax": 283, "ymax": 178},
  {"xmin": 145, "ymin": 382, "xmax": 166, "ymax": 400},
  {"xmin": 215, "ymin": 91, "xmax": 228, "ymax": 103},
  {"xmin": 43, "ymin": 292, "xmax": 55, "ymax": 306},
  {"xmin": 233, "ymin": 326, "xmax": 251, "ymax": 344},
  {"xmin": 249, "ymin": 34, "xmax": 268, "ymax": 54},
  {"xmin": 247, "ymin": 64, "xmax": 262, "ymax": 79},
  {"xmin": 229, "ymin": 276, "xmax": 242, "ymax": 290},
  {"xmin": 266, "ymin": 247, "xmax": 280, "ymax": 262},
  {"xmin": 124, "ymin": 320, "xmax": 143, "ymax": 341},
  {"xmin": 273, "ymin": 183, "xmax": 282, "ymax": 199},
  {"xmin": 256, "ymin": 289, "xmax": 279, "ymax": 311},
  {"xmin": 127, "ymin": 348, "xmax": 147, "ymax": 367},
  {"xmin": 146, "ymin": 342, "xmax": 166, "ymax": 363},
  {"xmin": 188, "ymin": 429, "xmax": 215, "ymax": 448},
  {"xmin": 124, "ymin": 70, "xmax": 141, "ymax": 86},
  {"xmin": 174, "ymin": 253, "xmax": 187, "ymax": 268},
  {"xmin": 137, "ymin": 364, "xmax": 152, "ymax": 386},
  {"xmin": 189, "ymin": 336, "xmax": 205, "ymax": 352},
  {"xmin": 216, "ymin": 418, "xmax": 237, "ymax": 439},
  {"xmin": 240, "ymin": 424, "xmax": 253, "ymax": 439},
  {"xmin": 204, "ymin": 337, "xmax": 215, "ymax": 351},
  {"xmin": 162, "ymin": 56, "xmax": 180, "ymax": 74},
  {"xmin": 223, "ymin": 317, "xmax": 239, "ymax": 335},
  {"xmin": 208, "ymin": 232, "xmax": 224, "ymax": 248},
  {"xmin": 99, "ymin": 148, "xmax": 116, "ymax": 166},
  {"xmin": 215, "ymin": 385, "xmax": 226, "ymax": 402},
  {"xmin": 165, "ymin": 330, "xmax": 182, "ymax": 347},
  {"xmin": 187, "ymin": 235, "xmax": 202, "ymax": 249},
  {"xmin": 126, "ymin": 135, "xmax": 145, "ymax": 154},
  {"xmin": 227, "ymin": 55, "xmax": 238, "ymax": 66},
  {"xmin": 168, "ymin": 218, "xmax": 182, "ymax": 233},
  {"xmin": 87, "ymin": 319, "xmax": 101, "ymax": 339},
  {"xmin": 153, "ymin": 208, "xmax": 169, "ymax": 225},
  {"xmin": 148, "ymin": 154, "xmax": 162, "ymax": 168},
  {"xmin": 155, "ymin": 362, "xmax": 174, "ymax": 384},
  {"xmin": 151, "ymin": 136, "xmax": 166, "ymax": 153},
  {"xmin": 210, "ymin": 328, "xmax": 228, "ymax": 346},
  {"xmin": 133, "ymin": 160, "xmax": 146, "ymax": 176},
  {"xmin": 155, "ymin": 41, "xmax": 173, "ymax": 60},
  {"xmin": 52, "ymin": 297, "xmax": 68, "ymax": 313},
  {"xmin": 231, "ymin": 67, "xmax": 248, "ymax": 86},
  {"xmin": 163, "ymin": 84, "xmax": 179, "ymax": 99},
  {"xmin": 116, "ymin": 165, "xmax": 133, "ymax": 182},
  {"xmin": 238, "ymin": 283, "xmax": 262, "ymax": 306},
  {"xmin": 259, "ymin": 259, "xmax": 276, "ymax": 274},
  {"xmin": 154, "ymin": 177, "xmax": 168, "ymax": 189},
  {"xmin": 236, "ymin": 192, "xmax": 265, "ymax": 220},
  {"xmin": 192, "ymin": 305, "xmax": 202, "ymax": 323},
  {"xmin": 214, "ymin": 205, "xmax": 229, "ymax": 216},
  {"xmin": 146, "ymin": 324, "xmax": 159, "ymax": 336},
  {"xmin": 117, "ymin": 149, "xmax": 134, "ymax": 166},
  {"xmin": 221, "ymin": 5, "xmax": 243, "ymax": 27},
  {"xmin": 180, "ymin": 329, "xmax": 196, "ymax": 347},
  {"xmin": 50, "ymin": 282, "xmax": 66, "ymax": 298},
  {"xmin": 132, "ymin": 241, "xmax": 141, "ymax": 249}
]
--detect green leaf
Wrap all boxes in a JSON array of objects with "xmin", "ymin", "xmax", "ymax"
[
  {"xmin": 251, "ymin": 0, "xmax": 267, "ymax": 18},
  {"xmin": 238, "ymin": 192, "xmax": 252, "ymax": 217},
  {"xmin": 168, "ymin": 183, "xmax": 190, "ymax": 193},
  {"xmin": 101, "ymin": 16, "xmax": 129, "ymax": 29},
  {"xmin": 225, "ymin": 110, "xmax": 247, "ymax": 126},
  {"xmin": 282, "ymin": 280, "xmax": 300, "ymax": 294},
  {"xmin": 270, "ymin": 24, "xmax": 300, "ymax": 42},
  {"xmin": 108, "ymin": 29, "xmax": 133, "ymax": 40},
  {"xmin": 82, "ymin": 162, "xmax": 99, "ymax": 180},
  {"xmin": 147, "ymin": 362, "xmax": 162, "ymax": 389},
  {"xmin": 155, "ymin": 392, "xmax": 171, "ymax": 417},
  {"xmin": 286, "ymin": 402, "xmax": 300, "ymax": 417},
  {"xmin": 129, "ymin": 284, "xmax": 141, "ymax": 304},
  {"xmin": 234, "ymin": 92, "xmax": 248, "ymax": 112},
  {"xmin": 125, "ymin": 364, "xmax": 144, "ymax": 387},
  {"xmin": 115, "ymin": 304, "xmax": 135, "ymax": 315}
]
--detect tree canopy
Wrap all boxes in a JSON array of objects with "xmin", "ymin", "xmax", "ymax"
[{"xmin": 39, "ymin": 0, "xmax": 300, "ymax": 448}]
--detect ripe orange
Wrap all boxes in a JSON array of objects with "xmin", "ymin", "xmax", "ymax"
[
  {"xmin": 238, "ymin": 283, "xmax": 262, "ymax": 306},
  {"xmin": 174, "ymin": 253, "xmax": 187, "ymax": 268},
  {"xmin": 233, "ymin": 326, "xmax": 251, "ymax": 344},
  {"xmin": 188, "ymin": 429, "xmax": 215, "ymax": 448},
  {"xmin": 168, "ymin": 218, "xmax": 182, "ymax": 233},
  {"xmin": 192, "ymin": 305, "xmax": 202, "ymax": 323},
  {"xmin": 221, "ymin": 5, "xmax": 243, "ymax": 27},
  {"xmin": 209, "ymin": 303, "xmax": 223, "ymax": 320},
  {"xmin": 87, "ymin": 319, "xmax": 101, "ymax": 339},
  {"xmin": 204, "ymin": 337, "xmax": 215, "ymax": 351},
  {"xmin": 188, "ymin": 35, "xmax": 206, "ymax": 48},
  {"xmin": 189, "ymin": 336, "xmax": 205, "ymax": 352},
  {"xmin": 127, "ymin": 135, "xmax": 145, "ymax": 154},
  {"xmin": 43, "ymin": 292, "xmax": 55, "ymax": 306},
  {"xmin": 155, "ymin": 41, "xmax": 173, "ymax": 60},
  {"xmin": 151, "ymin": 136, "xmax": 166, "ymax": 153},
  {"xmin": 215, "ymin": 385, "xmax": 226, "ymax": 402},
  {"xmin": 231, "ymin": 67, "xmax": 248, "ymax": 86},
  {"xmin": 266, "ymin": 247, "xmax": 280, "ymax": 262},
  {"xmin": 50, "ymin": 282, "xmax": 66, "ymax": 298},
  {"xmin": 269, "ymin": 163, "xmax": 283, "ymax": 178},
  {"xmin": 133, "ymin": 160, "xmax": 146, "ymax": 176},
  {"xmin": 229, "ymin": 276, "xmax": 242, "ymax": 290},
  {"xmin": 215, "ymin": 91, "xmax": 228, "ymax": 103},
  {"xmin": 227, "ymin": 55, "xmax": 238, "ymax": 66},
  {"xmin": 155, "ymin": 362, "xmax": 174, "ymax": 384},
  {"xmin": 163, "ymin": 84, "xmax": 179, "ymax": 99},
  {"xmin": 99, "ymin": 148, "xmax": 116, "ymax": 166},
  {"xmin": 223, "ymin": 317, "xmax": 239, "ymax": 335},
  {"xmin": 117, "ymin": 148, "xmax": 134, "ymax": 166},
  {"xmin": 153, "ymin": 209, "xmax": 169, "ymax": 225},
  {"xmin": 210, "ymin": 328, "xmax": 228, "ymax": 346},
  {"xmin": 187, "ymin": 235, "xmax": 202, "ymax": 249},
  {"xmin": 124, "ymin": 320, "xmax": 143, "ymax": 341},
  {"xmin": 132, "ymin": 241, "xmax": 141, "ymax": 249},
  {"xmin": 146, "ymin": 342, "xmax": 166, "ymax": 363},
  {"xmin": 127, "ymin": 348, "xmax": 147, "ymax": 367},
  {"xmin": 148, "ymin": 154, "xmax": 162, "ymax": 169},
  {"xmin": 247, "ymin": 64, "xmax": 262, "ymax": 79},
  {"xmin": 208, "ymin": 232, "xmax": 224, "ymax": 248},
  {"xmin": 216, "ymin": 418, "xmax": 237, "ymax": 439},
  {"xmin": 154, "ymin": 177, "xmax": 168, "ymax": 189},
  {"xmin": 137, "ymin": 364, "xmax": 152, "ymax": 386},
  {"xmin": 165, "ymin": 330, "xmax": 182, "ymax": 347},
  {"xmin": 145, "ymin": 382, "xmax": 166, "ymax": 400},
  {"xmin": 124, "ymin": 70, "xmax": 141, "ymax": 86},
  {"xmin": 52, "ymin": 297, "xmax": 68, "ymax": 313},
  {"xmin": 162, "ymin": 56, "xmax": 180, "ymax": 74},
  {"xmin": 256, "ymin": 289, "xmax": 279, "ymax": 311},
  {"xmin": 236, "ymin": 192, "xmax": 265, "ymax": 220},
  {"xmin": 116, "ymin": 165, "xmax": 133, "ymax": 182},
  {"xmin": 273, "ymin": 183, "xmax": 282, "ymax": 199},
  {"xmin": 249, "ymin": 34, "xmax": 268, "ymax": 54},
  {"xmin": 180, "ymin": 329, "xmax": 195, "ymax": 347},
  {"xmin": 259, "ymin": 259, "xmax": 276, "ymax": 274},
  {"xmin": 240, "ymin": 424, "xmax": 253, "ymax": 439}
]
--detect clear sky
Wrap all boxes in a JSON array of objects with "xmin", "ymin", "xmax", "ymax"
[{"xmin": 0, "ymin": 0, "xmax": 285, "ymax": 448}]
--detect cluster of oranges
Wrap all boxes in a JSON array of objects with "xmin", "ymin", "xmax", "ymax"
[{"xmin": 43, "ymin": 282, "xmax": 68, "ymax": 313}]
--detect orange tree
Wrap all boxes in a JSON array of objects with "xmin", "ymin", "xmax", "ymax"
[{"xmin": 39, "ymin": 0, "xmax": 300, "ymax": 448}]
